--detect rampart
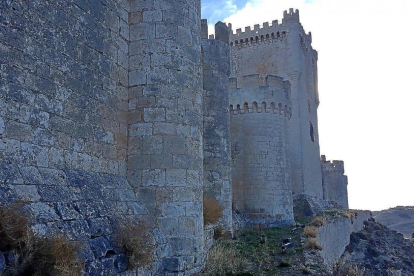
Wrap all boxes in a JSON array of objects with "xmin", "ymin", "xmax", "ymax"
[{"xmin": 314, "ymin": 211, "xmax": 372, "ymax": 269}]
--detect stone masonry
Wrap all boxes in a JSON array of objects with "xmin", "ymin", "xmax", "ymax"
[
  {"xmin": 230, "ymin": 75, "xmax": 294, "ymax": 226},
  {"xmin": 321, "ymin": 155, "xmax": 349, "ymax": 209},
  {"xmin": 229, "ymin": 9, "xmax": 324, "ymax": 203},
  {"xmin": 0, "ymin": 1, "xmax": 349, "ymax": 275}
]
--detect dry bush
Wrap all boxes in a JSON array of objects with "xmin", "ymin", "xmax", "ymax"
[
  {"xmin": 213, "ymin": 226, "xmax": 231, "ymax": 240},
  {"xmin": 116, "ymin": 219, "xmax": 154, "ymax": 269},
  {"xmin": 33, "ymin": 236, "xmax": 83, "ymax": 276},
  {"xmin": 305, "ymin": 238, "xmax": 322, "ymax": 250},
  {"xmin": 203, "ymin": 194, "xmax": 223, "ymax": 224},
  {"xmin": 311, "ymin": 217, "xmax": 324, "ymax": 227},
  {"xmin": 202, "ymin": 243, "xmax": 247, "ymax": 275},
  {"xmin": 343, "ymin": 212, "xmax": 352, "ymax": 219},
  {"xmin": 0, "ymin": 204, "xmax": 83, "ymax": 276},
  {"xmin": 303, "ymin": 226, "xmax": 318, "ymax": 238},
  {"xmin": 0, "ymin": 203, "xmax": 29, "ymax": 249},
  {"xmin": 333, "ymin": 261, "xmax": 365, "ymax": 276}
]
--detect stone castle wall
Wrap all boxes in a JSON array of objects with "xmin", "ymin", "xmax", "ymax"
[
  {"xmin": 321, "ymin": 156, "xmax": 349, "ymax": 209},
  {"xmin": 0, "ymin": 1, "xmax": 350, "ymax": 274},
  {"xmin": 0, "ymin": 0, "xmax": 152, "ymax": 274},
  {"xmin": 201, "ymin": 22, "xmax": 232, "ymax": 231},
  {"xmin": 315, "ymin": 211, "xmax": 371, "ymax": 269},
  {"xmin": 229, "ymin": 9, "xmax": 324, "ymax": 200},
  {"xmin": 230, "ymin": 75, "xmax": 294, "ymax": 225}
]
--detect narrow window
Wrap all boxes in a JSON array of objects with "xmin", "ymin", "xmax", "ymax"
[{"xmin": 309, "ymin": 122, "xmax": 315, "ymax": 142}]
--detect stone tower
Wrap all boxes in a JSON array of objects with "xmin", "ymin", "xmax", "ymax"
[
  {"xmin": 201, "ymin": 21, "xmax": 233, "ymax": 232},
  {"xmin": 229, "ymin": 9, "xmax": 324, "ymax": 213},
  {"xmin": 230, "ymin": 75, "xmax": 295, "ymax": 225},
  {"xmin": 127, "ymin": 0, "xmax": 205, "ymax": 273},
  {"xmin": 321, "ymin": 156, "xmax": 349, "ymax": 209}
]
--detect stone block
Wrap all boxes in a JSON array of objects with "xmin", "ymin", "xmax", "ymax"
[
  {"xmin": 13, "ymin": 185, "xmax": 41, "ymax": 202},
  {"xmin": 130, "ymin": 23, "xmax": 155, "ymax": 39},
  {"xmin": 153, "ymin": 122, "xmax": 176, "ymax": 135},
  {"xmin": 143, "ymin": 10, "xmax": 162, "ymax": 22},
  {"xmin": 142, "ymin": 169, "xmax": 165, "ymax": 187},
  {"xmin": 144, "ymin": 108, "xmax": 166, "ymax": 122},
  {"xmin": 130, "ymin": 123, "xmax": 152, "ymax": 136},
  {"xmin": 129, "ymin": 69, "xmax": 147, "ymax": 86},
  {"xmin": 5, "ymin": 121, "xmax": 33, "ymax": 142},
  {"xmin": 165, "ymin": 168, "xmax": 186, "ymax": 187},
  {"xmin": 142, "ymin": 136, "xmax": 163, "ymax": 154}
]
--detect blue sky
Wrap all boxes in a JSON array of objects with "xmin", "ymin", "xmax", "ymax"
[{"xmin": 201, "ymin": 0, "xmax": 249, "ymax": 24}]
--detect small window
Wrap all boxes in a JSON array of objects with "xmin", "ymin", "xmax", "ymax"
[{"xmin": 309, "ymin": 122, "xmax": 315, "ymax": 142}]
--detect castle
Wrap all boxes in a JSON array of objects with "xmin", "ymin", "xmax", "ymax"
[{"xmin": 0, "ymin": 1, "xmax": 348, "ymax": 275}]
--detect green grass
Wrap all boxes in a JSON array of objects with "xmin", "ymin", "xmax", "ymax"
[{"xmin": 219, "ymin": 225, "xmax": 306, "ymax": 275}]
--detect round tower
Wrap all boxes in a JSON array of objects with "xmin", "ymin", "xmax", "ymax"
[
  {"xmin": 127, "ymin": 0, "xmax": 204, "ymax": 273},
  {"xmin": 230, "ymin": 75, "xmax": 294, "ymax": 226}
]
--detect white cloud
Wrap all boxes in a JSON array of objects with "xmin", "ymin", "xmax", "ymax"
[{"xmin": 222, "ymin": 0, "xmax": 414, "ymax": 210}]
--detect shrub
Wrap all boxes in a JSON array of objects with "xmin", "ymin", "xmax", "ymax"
[
  {"xmin": 305, "ymin": 238, "xmax": 322, "ymax": 250},
  {"xmin": 277, "ymin": 259, "xmax": 291, "ymax": 268},
  {"xmin": 343, "ymin": 212, "xmax": 352, "ymax": 219},
  {"xmin": 213, "ymin": 226, "xmax": 231, "ymax": 240},
  {"xmin": 0, "ymin": 203, "xmax": 29, "ymax": 249},
  {"xmin": 333, "ymin": 261, "xmax": 365, "ymax": 276},
  {"xmin": 32, "ymin": 235, "xmax": 83, "ymax": 276},
  {"xmin": 203, "ymin": 194, "xmax": 223, "ymax": 224},
  {"xmin": 116, "ymin": 219, "xmax": 154, "ymax": 269},
  {"xmin": 311, "ymin": 217, "xmax": 324, "ymax": 227},
  {"xmin": 0, "ymin": 204, "xmax": 83, "ymax": 276},
  {"xmin": 202, "ymin": 243, "xmax": 247, "ymax": 275},
  {"xmin": 303, "ymin": 226, "xmax": 318, "ymax": 238}
]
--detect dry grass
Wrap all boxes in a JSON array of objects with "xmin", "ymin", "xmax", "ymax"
[
  {"xmin": 333, "ymin": 261, "xmax": 365, "ymax": 276},
  {"xmin": 311, "ymin": 217, "xmax": 324, "ymax": 227},
  {"xmin": 0, "ymin": 204, "xmax": 83, "ymax": 276},
  {"xmin": 202, "ymin": 243, "xmax": 247, "ymax": 275},
  {"xmin": 343, "ymin": 212, "xmax": 352, "ymax": 219},
  {"xmin": 0, "ymin": 203, "xmax": 29, "ymax": 248},
  {"xmin": 305, "ymin": 238, "xmax": 323, "ymax": 250},
  {"xmin": 213, "ymin": 226, "xmax": 231, "ymax": 240},
  {"xmin": 203, "ymin": 194, "xmax": 223, "ymax": 225},
  {"xmin": 303, "ymin": 226, "xmax": 318, "ymax": 238},
  {"xmin": 116, "ymin": 219, "xmax": 154, "ymax": 269}
]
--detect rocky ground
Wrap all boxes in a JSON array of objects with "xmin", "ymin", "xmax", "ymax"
[{"xmin": 342, "ymin": 218, "xmax": 414, "ymax": 276}]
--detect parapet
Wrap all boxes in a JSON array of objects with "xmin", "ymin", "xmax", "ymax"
[
  {"xmin": 231, "ymin": 74, "xmax": 291, "ymax": 91},
  {"xmin": 201, "ymin": 19, "xmax": 230, "ymax": 45},
  {"xmin": 321, "ymin": 155, "xmax": 345, "ymax": 174},
  {"xmin": 283, "ymin": 8, "xmax": 300, "ymax": 24},
  {"xmin": 229, "ymin": 74, "xmax": 292, "ymax": 118}
]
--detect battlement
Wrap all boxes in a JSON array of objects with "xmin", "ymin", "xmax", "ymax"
[
  {"xmin": 230, "ymin": 74, "xmax": 291, "ymax": 91},
  {"xmin": 283, "ymin": 8, "xmax": 300, "ymax": 23},
  {"xmin": 229, "ymin": 19, "xmax": 288, "ymax": 46},
  {"xmin": 230, "ymin": 101, "xmax": 292, "ymax": 118},
  {"xmin": 321, "ymin": 155, "xmax": 345, "ymax": 174},
  {"xmin": 202, "ymin": 19, "xmax": 230, "ymax": 44}
]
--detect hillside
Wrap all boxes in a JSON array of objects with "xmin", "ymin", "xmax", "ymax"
[
  {"xmin": 373, "ymin": 207, "xmax": 414, "ymax": 238},
  {"xmin": 342, "ymin": 219, "xmax": 414, "ymax": 276}
]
